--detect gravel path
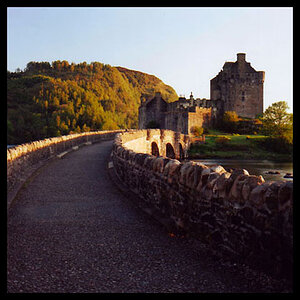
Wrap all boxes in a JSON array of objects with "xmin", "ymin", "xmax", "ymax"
[{"xmin": 7, "ymin": 141, "xmax": 292, "ymax": 293}]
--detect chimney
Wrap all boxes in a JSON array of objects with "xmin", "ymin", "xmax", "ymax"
[{"xmin": 237, "ymin": 53, "xmax": 246, "ymax": 63}]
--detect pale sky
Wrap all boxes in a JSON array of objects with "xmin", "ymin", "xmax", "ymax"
[{"xmin": 7, "ymin": 7, "xmax": 293, "ymax": 112}]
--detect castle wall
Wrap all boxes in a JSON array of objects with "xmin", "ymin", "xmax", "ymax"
[
  {"xmin": 139, "ymin": 94, "xmax": 219, "ymax": 135},
  {"xmin": 138, "ymin": 93, "xmax": 168, "ymax": 129},
  {"xmin": 164, "ymin": 110, "xmax": 189, "ymax": 134},
  {"xmin": 188, "ymin": 107, "xmax": 212, "ymax": 134},
  {"xmin": 138, "ymin": 53, "xmax": 264, "ymax": 133},
  {"xmin": 210, "ymin": 54, "xmax": 264, "ymax": 118},
  {"xmin": 138, "ymin": 105, "xmax": 147, "ymax": 129}
]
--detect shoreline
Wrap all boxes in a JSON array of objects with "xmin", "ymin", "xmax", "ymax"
[{"xmin": 187, "ymin": 153, "xmax": 293, "ymax": 163}]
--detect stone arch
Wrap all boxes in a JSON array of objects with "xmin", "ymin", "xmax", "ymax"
[
  {"xmin": 151, "ymin": 142, "xmax": 160, "ymax": 156},
  {"xmin": 166, "ymin": 143, "xmax": 175, "ymax": 159}
]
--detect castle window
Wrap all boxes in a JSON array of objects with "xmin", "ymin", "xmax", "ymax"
[{"xmin": 241, "ymin": 91, "xmax": 245, "ymax": 102}]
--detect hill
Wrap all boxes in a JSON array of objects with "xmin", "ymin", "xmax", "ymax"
[{"xmin": 7, "ymin": 61, "xmax": 178, "ymax": 144}]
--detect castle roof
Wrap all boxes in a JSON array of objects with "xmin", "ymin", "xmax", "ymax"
[
  {"xmin": 142, "ymin": 93, "xmax": 168, "ymax": 108},
  {"xmin": 222, "ymin": 61, "xmax": 257, "ymax": 73}
]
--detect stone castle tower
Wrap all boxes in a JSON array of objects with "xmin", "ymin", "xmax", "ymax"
[
  {"xmin": 210, "ymin": 53, "xmax": 264, "ymax": 118},
  {"xmin": 138, "ymin": 53, "xmax": 264, "ymax": 134}
]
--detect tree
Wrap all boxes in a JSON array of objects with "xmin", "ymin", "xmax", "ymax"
[
  {"xmin": 258, "ymin": 101, "xmax": 293, "ymax": 153},
  {"xmin": 102, "ymin": 119, "xmax": 118, "ymax": 130},
  {"xmin": 222, "ymin": 111, "xmax": 239, "ymax": 132},
  {"xmin": 190, "ymin": 126, "xmax": 204, "ymax": 137},
  {"xmin": 261, "ymin": 101, "xmax": 293, "ymax": 140},
  {"xmin": 7, "ymin": 60, "xmax": 178, "ymax": 144}
]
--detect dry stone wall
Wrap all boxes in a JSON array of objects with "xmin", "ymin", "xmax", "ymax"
[
  {"xmin": 7, "ymin": 130, "xmax": 123, "ymax": 208},
  {"xmin": 112, "ymin": 130, "xmax": 293, "ymax": 279}
]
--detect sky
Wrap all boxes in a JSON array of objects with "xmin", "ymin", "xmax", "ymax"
[{"xmin": 7, "ymin": 7, "xmax": 293, "ymax": 112}]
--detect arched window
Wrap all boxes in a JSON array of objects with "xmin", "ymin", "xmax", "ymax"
[{"xmin": 151, "ymin": 142, "xmax": 160, "ymax": 156}]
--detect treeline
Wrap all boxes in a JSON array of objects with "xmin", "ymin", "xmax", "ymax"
[
  {"xmin": 7, "ymin": 60, "xmax": 178, "ymax": 144},
  {"xmin": 218, "ymin": 102, "xmax": 293, "ymax": 153}
]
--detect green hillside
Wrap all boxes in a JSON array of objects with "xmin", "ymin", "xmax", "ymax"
[{"xmin": 7, "ymin": 61, "xmax": 178, "ymax": 145}]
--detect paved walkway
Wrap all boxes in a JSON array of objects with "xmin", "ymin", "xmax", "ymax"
[{"xmin": 7, "ymin": 141, "xmax": 291, "ymax": 293}]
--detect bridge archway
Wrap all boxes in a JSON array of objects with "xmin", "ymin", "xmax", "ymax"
[
  {"xmin": 151, "ymin": 142, "xmax": 160, "ymax": 156},
  {"xmin": 166, "ymin": 143, "xmax": 175, "ymax": 159}
]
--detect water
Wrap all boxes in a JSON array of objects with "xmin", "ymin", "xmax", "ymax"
[{"xmin": 188, "ymin": 159, "xmax": 293, "ymax": 182}]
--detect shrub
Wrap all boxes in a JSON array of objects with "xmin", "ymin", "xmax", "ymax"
[
  {"xmin": 222, "ymin": 111, "xmax": 239, "ymax": 133},
  {"xmin": 260, "ymin": 101, "xmax": 293, "ymax": 139},
  {"xmin": 190, "ymin": 126, "xmax": 204, "ymax": 137}
]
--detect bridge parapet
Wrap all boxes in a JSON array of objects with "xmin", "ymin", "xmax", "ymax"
[
  {"xmin": 7, "ymin": 130, "xmax": 124, "ymax": 209},
  {"xmin": 116, "ymin": 129, "xmax": 190, "ymax": 159},
  {"xmin": 112, "ymin": 129, "xmax": 293, "ymax": 280}
]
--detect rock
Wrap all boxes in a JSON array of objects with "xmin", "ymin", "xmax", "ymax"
[
  {"xmin": 249, "ymin": 182, "xmax": 273, "ymax": 209},
  {"xmin": 179, "ymin": 162, "xmax": 195, "ymax": 185},
  {"xmin": 241, "ymin": 175, "xmax": 265, "ymax": 202},
  {"xmin": 266, "ymin": 170, "xmax": 280, "ymax": 175},
  {"xmin": 210, "ymin": 165, "xmax": 227, "ymax": 174},
  {"xmin": 143, "ymin": 155, "xmax": 157, "ymax": 170},
  {"xmin": 264, "ymin": 181, "xmax": 283, "ymax": 213},
  {"xmin": 196, "ymin": 167, "xmax": 211, "ymax": 191},
  {"xmin": 230, "ymin": 169, "xmax": 250, "ymax": 182},
  {"xmin": 163, "ymin": 159, "xmax": 180, "ymax": 177},
  {"xmin": 185, "ymin": 165, "xmax": 198, "ymax": 189},
  {"xmin": 278, "ymin": 181, "xmax": 293, "ymax": 211},
  {"xmin": 212, "ymin": 171, "xmax": 231, "ymax": 199},
  {"xmin": 153, "ymin": 157, "xmax": 165, "ymax": 173},
  {"xmin": 229, "ymin": 174, "xmax": 249, "ymax": 203},
  {"xmin": 192, "ymin": 164, "xmax": 208, "ymax": 189}
]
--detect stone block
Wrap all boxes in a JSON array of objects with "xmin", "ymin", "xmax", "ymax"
[{"xmin": 241, "ymin": 175, "xmax": 265, "ymax": 202}]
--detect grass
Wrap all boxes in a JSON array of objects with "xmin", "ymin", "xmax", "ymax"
[{"xmin": 188, "ymin": 131, "xmax": 292, "ymax": 162}]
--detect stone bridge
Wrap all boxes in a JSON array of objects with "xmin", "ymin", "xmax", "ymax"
[
  {"xmin": 7, "ymin": 130, "xmax": 293, "ymax": 293},
  {"xmin": 119, "ymin": 129, "xmax": 190, "ymax": 160}
]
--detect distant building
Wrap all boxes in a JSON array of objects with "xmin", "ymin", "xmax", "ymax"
[
  {"xmin": 211, "ymin": 53, "xmax": 265, "ymax": 118},
  {"xmin": 138, "ymin": 53, "xmax": 264, "ymax": 134}
]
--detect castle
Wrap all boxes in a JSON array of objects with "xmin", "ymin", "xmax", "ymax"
[{"xmin": 138, "ymin": 53, "xmax": 265, "ymax": 134}]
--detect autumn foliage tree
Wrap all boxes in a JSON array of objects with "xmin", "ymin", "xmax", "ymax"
[
  {"xmin": 7, "ymin": 61, "xmax": 178, "ymax": 144},
  {"xmin": 190, "ymin": 126, "xmax": 204, "ymax": 137},
  {"xmin": 261, "ymin": 101, "xmax": 293, "ymax": 140},
  {"xmin": 259, "ymin": 101, "xmax": 293, "ymax": 153},
  {"xmin": 222, "ymin": 111, "xmax": 239, "ymax": 133}
]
